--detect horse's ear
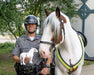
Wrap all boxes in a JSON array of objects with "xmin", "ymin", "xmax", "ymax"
[
  {"xmin": 45, "ymin": 9, "xmax": 51, "ymax": 16},
  {"xmin": 56, "ymin": 7, "xmax": 60, "ymax": 18}
]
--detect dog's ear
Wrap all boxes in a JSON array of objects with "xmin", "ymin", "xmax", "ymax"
[{"xmin": 45, "ymin": 9, "xmax": 51, "ymax": 16}]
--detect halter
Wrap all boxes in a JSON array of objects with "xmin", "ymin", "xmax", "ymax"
[{"xmin": 40, "ymin": 41, "xmax": 55, "ymax": 47}]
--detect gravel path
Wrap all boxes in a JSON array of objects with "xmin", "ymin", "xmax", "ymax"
[{"xmin": 81, "ymin": 64, "xmax": 94, "ymax": 75}]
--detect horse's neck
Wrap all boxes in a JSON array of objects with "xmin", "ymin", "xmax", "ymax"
[
  {"xmin": 59, "ymin": 25, "xmax": 83, "ymax": 65},
  {"xmin": 62, "ymin": 24, "xmax": 81, "ymax": 54},
  {"xmin": 62, "ymin": 14, "xmax": 78, "ymax": 47}
]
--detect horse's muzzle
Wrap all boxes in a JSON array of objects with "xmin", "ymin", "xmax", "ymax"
[{"xmin": 40, "ymin": 50, "xmax": 51, "ymax": 58}]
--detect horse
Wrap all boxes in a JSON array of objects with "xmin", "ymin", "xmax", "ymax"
[
  {"xmin": 20, "ymin": 48, "xmax": 38, "ymax": 65},
  {"xmin": 39, "ymin": 7, "xmax": 85, "ymax": 75}
]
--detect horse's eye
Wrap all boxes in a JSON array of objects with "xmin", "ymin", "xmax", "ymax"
[
  {"xmin": 47, "ymin": 19, "xmax": 49, "ymax": 24},
  {"xmin": 61, "ymin": 19, "xmax": 63, "ymax": 23}
]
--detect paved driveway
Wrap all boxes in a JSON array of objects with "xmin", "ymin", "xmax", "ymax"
[
  {"xmin": 0, "ymin": 35, "xmax": 16, "ymax": 43},
  {"xmin": 81, "ymin": 64, "xmax": 94, "ymax": 75}
]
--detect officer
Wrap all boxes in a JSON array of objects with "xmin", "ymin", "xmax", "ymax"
[{"xmin": 11, "ymin": 15, "xmax": 51, "ymax": 75}]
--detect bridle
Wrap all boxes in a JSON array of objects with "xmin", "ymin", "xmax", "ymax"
[
  {"xmin": 40, "ymin": 41, "xmax": 55, "ymax": 47},
  {"xmin": 40, "ymin": 15, "xmax": 65, "ymax": 51},
  {"xmin": 39, "ymin": 15, "xmax": 65, "ymax": 74}
]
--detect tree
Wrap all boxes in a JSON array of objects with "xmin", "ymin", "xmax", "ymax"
[
  {"xmin": 0, "ymin": 0, "xmax": 78, "ymax": 39},
  {"xmin": 41, "ymin": 0, "xmax": 78, "ymax": 19},
  {"xmin": 0, "ymin": 0, "xmax": 43, "ymax": 39},
  {"xmin": 0, "ymin": 0, "xmax": 24, "ymax": 39}
]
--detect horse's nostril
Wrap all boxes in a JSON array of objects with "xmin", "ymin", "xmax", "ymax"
[
  {"xmin": 42, "ymin": 51, "xmax": 45, "ymax": 55},
  {"xmin": 43, "ymin": 51, "xmax": 45, "ymax": 54},
  {"xmin": 41, "ymin": 51, "xmax": 46, "ymax": 57}
]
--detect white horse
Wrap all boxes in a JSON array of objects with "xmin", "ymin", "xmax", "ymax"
[
  {"xmin": 20, "ymin": 48, "xmax": 38, "ymax": 65},
  {"xmin": 39, "ymin": 7, "xmax": 85, "ymax": 75}
]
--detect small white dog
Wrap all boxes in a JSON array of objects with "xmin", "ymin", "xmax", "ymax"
[{"xmin": 20, "ymin": 48, "xmax": 38, "ymax": 65}]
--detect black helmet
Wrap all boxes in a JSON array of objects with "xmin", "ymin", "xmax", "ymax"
[{"xmin": 24, "ymin": 15, "xmax": 38, "ymax": 25}]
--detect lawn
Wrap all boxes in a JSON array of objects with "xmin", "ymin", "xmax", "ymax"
[
  {"xmin": 0, "ymin": 42, "xmax": 16, "ymax": 75},
  {"xmin": 0, "ymin": 59, "xmax": 16, "ymax": 75}
]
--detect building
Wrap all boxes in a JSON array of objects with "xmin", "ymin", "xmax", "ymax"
[{"xmin": 72, "ymin": 0, "xmax": 94, "ymax": 60}]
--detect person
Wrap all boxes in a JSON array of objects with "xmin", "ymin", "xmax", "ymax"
[{"xmin": 11, "ymin": 15, "xmax": 51, "ymax": 75}]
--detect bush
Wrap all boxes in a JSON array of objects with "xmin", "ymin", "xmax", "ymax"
[
  {"xmin": 0, "ymin": 42, "xmax": 15, "ymax": 54},
  {"xmin": 0, "ymin": 42, "xmax": 15, "ymax": 48}
]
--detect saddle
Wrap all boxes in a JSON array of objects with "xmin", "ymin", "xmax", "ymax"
[
  {"xmin": 72, "ymin": 27, "xmax": 87, "ymax": 47},
  {"xmin": 76, "ymin": 31, "xmax": 87, "ymax": 47}
]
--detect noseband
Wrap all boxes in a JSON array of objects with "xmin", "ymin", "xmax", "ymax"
[{"xmin": 40, "ymin": 41, "xmax": 55, "ymax": 47}]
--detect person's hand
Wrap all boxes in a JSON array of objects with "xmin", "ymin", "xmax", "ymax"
[
  {"xmin": 40, "ymin": 68, "xmax": 48, "ymax": 75},
  {"xmin": 24, "ymin": 54, "xmax": 31, "ymax": 63}
]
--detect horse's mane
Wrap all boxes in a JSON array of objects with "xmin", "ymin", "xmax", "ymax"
[{"xmin": 43, "ymin": 12, "xmax": 61, "ymax": 39}]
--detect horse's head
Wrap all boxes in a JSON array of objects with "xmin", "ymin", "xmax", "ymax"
[{"xmin": 39, "ymin": 7, "xmax": 67, "ymax": 58}]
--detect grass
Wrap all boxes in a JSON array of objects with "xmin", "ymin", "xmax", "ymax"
[
  {"xmin": 84, "ymin": 60, "xmax": 94, "ymax": 66},
  {"xmin": 0, "ymin": 42, "xmax": 16, "ymax": 75},
  {"xmin": 0, "ymin": 60, "xmax": 16, "ymax": 75}
]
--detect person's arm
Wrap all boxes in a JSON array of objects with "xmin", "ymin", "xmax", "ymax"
[
  {"xmin": 12, "ymin": 39, "xmax": 20, "ymax": 63},
  {"xmin": 40, "ymin": 56, "xmax": 51, "ymax": 75}
]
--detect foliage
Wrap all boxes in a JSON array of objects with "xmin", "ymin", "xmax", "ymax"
[
  {"xmin": 0, "ymin": 0, "xmax": 78, "ymax": 39},
  {"xmin": 0, "ymin": 0, "xmax": 25, "ymax": 39},
  {"xmin": 84, "ymin": 60, "xmax": 94, "ymax": 66},
  {"xmin": 41, "ymin": 0, "xmax": 78, "ymax": 19},
  {"xmin": 0, "ymin": 42, "xmax": 15, "ymax": 54},
  {"xmin": 0, "ymin": 42, "xmax": 14, "ymax": 48}
]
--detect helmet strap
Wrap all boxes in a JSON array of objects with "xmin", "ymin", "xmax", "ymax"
[{"xmin": 28, "ymin": 30, "xmax": 36, "ymax": 34}]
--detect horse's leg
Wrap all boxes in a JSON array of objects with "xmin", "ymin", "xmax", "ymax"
[
  {"xmin": 22, "ymin": 57, "xmax": 24, "ymax": 65},
  {"xmin": 20, "ymin": 57, "xmax": 22, "ymax": 65},
  {"xmin": 23, "ymin": 57, "xmax": 25, "ymax": 65},
  {"xmin": 29, "ymin": 58, "xmax": 32, "ymax": 64}
]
